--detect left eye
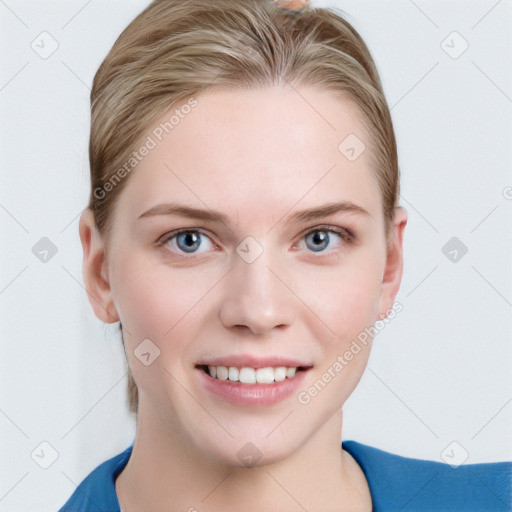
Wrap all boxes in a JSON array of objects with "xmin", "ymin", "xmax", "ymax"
[
  {"xmin": 299, "ymin": 229, "xmax": 346, "ymax": 253},
  {"xmin": 161, "ymin": 230, "xmax": 214, "ymax": 254}
]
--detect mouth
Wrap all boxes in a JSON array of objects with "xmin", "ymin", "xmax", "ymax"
[
  {"xmin": 195, "ymin": 358, "xmax": 313, "ymax": 407},
  {"xmin": 195, "ymin": 364, "xmax": 311, "ymax": 384}
]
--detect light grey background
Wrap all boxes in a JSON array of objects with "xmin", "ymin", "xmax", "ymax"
[{"xmin": 1, "ymin": 0, "xmax": 511, "ymax": 510}]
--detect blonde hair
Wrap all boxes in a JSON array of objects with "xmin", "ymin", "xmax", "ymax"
[{"xmin": 88, "ymin": 0, "xmax": 400, "ymax": 415}]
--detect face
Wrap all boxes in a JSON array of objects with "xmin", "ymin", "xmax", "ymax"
[{"xmin": 80, "ymin": 85, "xmax": 406, "ymax": 467}]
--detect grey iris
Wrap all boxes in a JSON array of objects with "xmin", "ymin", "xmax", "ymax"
[
  {"xmin": 305, "ymin": 230, "xmax": 329, "ymax": 252},
  {"xmin": 177, "ymin": 231, "xmax": 201, "ymax": 253}
]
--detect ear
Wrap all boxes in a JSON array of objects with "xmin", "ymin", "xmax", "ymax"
[
  {"xmin": 78, "ymin": 208, "xmax": 119, "ymax": 323},
  {"xmin": 377, "ymin": 206, "xmax": 407, "ymax": 319}
]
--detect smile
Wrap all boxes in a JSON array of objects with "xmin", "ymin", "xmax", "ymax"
[
  {"xmin": 200, "ymin": 365, "xmax": 301, "ymax": 384},
  {"xmin": 196, "ymin": 363, "xmax": 310, "ymax": 407}
]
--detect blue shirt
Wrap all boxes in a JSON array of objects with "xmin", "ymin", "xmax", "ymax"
[{"xmin": 58, "ymin": 440, "xmax": 511, "ymax": 511}]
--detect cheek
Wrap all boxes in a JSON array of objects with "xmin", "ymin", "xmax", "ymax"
[
  {"xmin": 292, "ymin": 254, "xmax": 383, "ymax": 341},
  {"xmin": 110, "ymin": 255, "xmax": 219, "ymax": 401},
  {"xmin": 111, "ymin": 253, "xmax": 218, "ymax": 338},
  {"xmin": 109, "ymin": 253, "xmax": 231, "ymax": 397},
  {"xmin": 295, "ymin": 265, "xmax": 381, "ymax": 413}
]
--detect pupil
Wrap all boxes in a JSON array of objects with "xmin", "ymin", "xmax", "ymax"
[
  {"xmin": 308, "ymin": 231, "xmax": 328, "ymax": 252},
  {"xmin": 178, "ymin": 232, "xmax": 200, "ymax": 252}
]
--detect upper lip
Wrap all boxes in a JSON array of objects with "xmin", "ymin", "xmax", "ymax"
[{"xmin": 196, "ymin": 355, "xmax": 313, "ymax": 369}]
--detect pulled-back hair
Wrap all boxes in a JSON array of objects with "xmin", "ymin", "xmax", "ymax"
[{"xmin": 88, "ymin": 0, "xmax": 400, "ymax": 415}]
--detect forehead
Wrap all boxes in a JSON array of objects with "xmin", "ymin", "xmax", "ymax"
[{"xmin": 115, "ymin": 85, "xmax": 382, "ymax": 227}]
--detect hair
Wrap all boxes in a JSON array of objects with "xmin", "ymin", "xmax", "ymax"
[{"xmin": 87, "ymin": 0, "xmax": 400, "ymax": 415}]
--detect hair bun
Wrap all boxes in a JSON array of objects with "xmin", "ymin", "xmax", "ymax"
[{"xmin": 273, "ymin": 0, "xmax": 311, "ymax": 13}]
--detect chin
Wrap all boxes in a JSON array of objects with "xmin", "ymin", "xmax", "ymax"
[{"xmin": 192, "ymin": 428, "xmax": 302, "ymax": 469}]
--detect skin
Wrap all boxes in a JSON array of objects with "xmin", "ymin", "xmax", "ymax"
[{"xmin": 79, "ymin": 85, "xmax": 407, "ymax": 511}]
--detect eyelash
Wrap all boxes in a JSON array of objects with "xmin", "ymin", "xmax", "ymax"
[{"xmin": 157, "ymin": 225, "xmax": 355, "ymax": 257}]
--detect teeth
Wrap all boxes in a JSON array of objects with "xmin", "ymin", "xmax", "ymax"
[
  {"xmin": 216, "ymin": 366, "xmax": 228, "ymax": 380},
  {"xmin": 274, "ymin": 366, "xmax": 287, "ymax": 382},
  {"xmin": 255, "ymin": 367, "xmax": 274, "ymax": 384},
  {"xmin": 206, "ymin": 365, "xmax": 299, "ymax": 383},
  {"xmin": 239, "ymin": 367, "xmax": 256, "ymax": 384},
  {"xmin": 228, "ymin": 366, "xmax": 239, "ymax": 382}
]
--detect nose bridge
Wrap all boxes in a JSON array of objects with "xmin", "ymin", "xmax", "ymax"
[
  {"xmin": 218, "ymin": 246, "xmax": 295, "ymax": 334},
  {"xmin": 237, "ymin": 249, "xmax": 277, "ymax": 302}
]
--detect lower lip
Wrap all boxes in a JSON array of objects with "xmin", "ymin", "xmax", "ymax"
[{"xmin": 196, "ymin": 367, "xmax": 309, "ymax": 407}]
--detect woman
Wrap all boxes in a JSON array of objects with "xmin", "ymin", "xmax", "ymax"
[{"xmin": 59, "ymin": 0, "xmax": 511, "ymax": 510}]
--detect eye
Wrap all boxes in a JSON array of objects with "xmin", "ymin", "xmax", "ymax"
[
  {"xmin": 159, "ymin": 230, "xmax": 215, "ymax": 255},
  {"xmin": 298, "ymin": 227, "xmax": 353, "ymax": 253},
  {"xmin": 158, "ymin": 226, "xmax": 353, "ymax": 256}
]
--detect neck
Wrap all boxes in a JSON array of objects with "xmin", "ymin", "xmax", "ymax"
[{"xmin": 116, "ymin": 407, "xmax": 371, "ymax": 512}]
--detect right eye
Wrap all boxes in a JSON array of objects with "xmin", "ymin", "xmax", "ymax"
[{"xmin": 158, "ymin": 229, "xmax": 216, "ymax": 255}]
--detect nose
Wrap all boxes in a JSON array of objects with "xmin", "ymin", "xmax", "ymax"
[{"xmin": 218, "ymin": 249, "xmax": 296, "ymax": 336}]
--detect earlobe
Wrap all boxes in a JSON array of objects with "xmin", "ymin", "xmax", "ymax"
[
  {"xmin": 377, "ymin": 207, "xmax": 408, "ymax": 318},
  {"xmin": 78, "ymin": 209, "xmax": 119, "ymax": 324}
]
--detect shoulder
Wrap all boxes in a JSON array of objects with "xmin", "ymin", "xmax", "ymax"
[
  {"xmin": 57, "ymin": 445, "xmax": 132, "ymax": 512},
  {"xmin": 342, "ymin": 440, "xmax": 512, "ymax": 512}
]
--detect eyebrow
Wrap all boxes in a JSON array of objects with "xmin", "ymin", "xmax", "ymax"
[{"xmin": 137, "ymin": 201, "xmax": 369, "ymax": 225}]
